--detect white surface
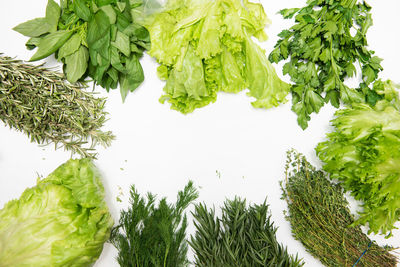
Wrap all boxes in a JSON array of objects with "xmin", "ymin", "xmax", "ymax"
[{"xmin": 1, "ymin": 0, "xmax": 399, "ymax": 266}]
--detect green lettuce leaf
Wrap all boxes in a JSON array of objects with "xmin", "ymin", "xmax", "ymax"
[
  {"xmin": 160, "ymin": 46, "xmax": 217, "ymax": 113},
  {"xmin": 244, "ymin": 33, "xmax": 290, "ymax": 108},
  {"xmin": 0, "ymin": 158, "xmax": 113, "ymax": 266},
  {"xmin": 146, "ymin": 0, "xmax": 288, "ymax": 113},
  {"xmin": 316, "ymin": 96, "xmax": 400, "ymax": 236}
]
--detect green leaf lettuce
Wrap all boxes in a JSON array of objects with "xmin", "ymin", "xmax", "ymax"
[
  {"xmin": 145, "ymin": 0, "xmax": 289, "ymax": 113},
  {"xmin": 316, "ymin": 85, "xmax": 400, "ymax": 236}
]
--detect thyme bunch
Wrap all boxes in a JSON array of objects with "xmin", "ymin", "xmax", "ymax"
[
  {"xmin": 189, "ymin": 198, "xmax": 303, "ymax": 267},
  {"xmin": 281, "ymin": 150, "xmax": 398, "ymax": 267},
  {"xmin": 110, "ymin": 181, "xmax": 198, "ymax": 267},
  {"xmin": 0, "ymin": 54, "xmax": 114, "ymax": 158}
]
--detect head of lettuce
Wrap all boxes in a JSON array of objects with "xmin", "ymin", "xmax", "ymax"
[{"xmin": 0, "ymin": 158, "xmax": 113, "ymax": 267}]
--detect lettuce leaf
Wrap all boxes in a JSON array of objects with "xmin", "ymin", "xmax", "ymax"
[
  {"xmin": 160, "ymin": 46, "xmax": 217, "ymax": 113},
  {"xmin": 0, "ymin": 158, "xmax": 113, "ymax": 266},
  {"xmin": 316, "ymin": 92, "xmax": 400, "ymax": 236},
  {"xmin": 146, "ymin": 0, "xmax": 288, "ymax": 113},
  {"xmin": 244, "ymin": 32, "xmax": 290, "ymax": 108}
]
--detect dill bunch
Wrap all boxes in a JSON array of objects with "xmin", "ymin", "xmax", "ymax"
[
  {"xmin": 0, "ymin": 54, "xmax": 114, "ymax": 158},
  {"xmin": 110, "ymin": 181, "xmax": 198, "ymax": 267},
  {"xmin": 189, "ymin": 197, "xmax": 303, "ymax": 267},
  {"xmin": 281, "ymin": 149, "xmax": 398, "ymax": 267}
]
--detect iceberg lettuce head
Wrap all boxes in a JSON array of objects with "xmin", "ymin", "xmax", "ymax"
[{"xmin": 0, "ymin": 158, "xmax": 113, "ymax": 267}]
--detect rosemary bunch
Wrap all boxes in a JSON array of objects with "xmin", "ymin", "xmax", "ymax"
[
  {"xmin": 189, "ymin": 198, "xmax": 303, "ymax": 267},
  {"xmin": 281, "ymin": 150, "xmax": 398, "ymax": 267},
  {"xmin": 110, "ymin": 181, "xmax": 198, "ymax": 267},
  {"xmin": 0, "ymin": 54, "xmax": 114, "ymax": 158}
]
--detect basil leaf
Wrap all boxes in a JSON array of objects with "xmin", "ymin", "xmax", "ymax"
[
  {"xmin": 30, "ymin": 30, "xmax": 73, "ymax": 61},
  {"xmin": 130, "ymin": 43, "xmax": 141, "ymax": 53},
  {"xmin": 87, "ymin": 10, "xmax": 111, "ymax": 51},
  {"xmin": 45, "ymin": 0, "xmax": 61, "ymax": 32},
  {"xmin": 101, "ymin": 5, "xmax": 116, "ymax": 24},
  {"xmin": 103, "ymin": 75, "xmax": 116, "ymax": 89},
  {"xmin": 120, "ymin": 55, "xmax": 144, "ymax": 101},
  {"xmin": 13, "ymin": 18, "xmax": 51, "ymax": 37},
  {"xmin": 110, "ymin": 47, "xmax": 125, "ymax": 72},
  {"xmin": 25, "ymin": 37, "xmax": 41, "ymax": 50},
  {"xmin": 122, "ymin": 23, "xmax": 146, "ymax": 38},
  {"xmin": 92, "ymin": 54, "xmax": 110, "ymax": 82},
  {"xmin": 110, "ymin": 24, "xmax": 118, "ymax": 41},
  {"xmin": 116, "ymin": 2, "xmax": 126, "ymax": 12},
  {"xmin": 116, "ymin": 12, "xmax": 130, "ymax": 31},
  {"xmin": 89, "ymin": 49, "xmax": 98, "ymax": 66},
  {"xmin": 91, "ymin": 0, "xmax": 99, "ymax": 13},
  {"xmin": 129, "ymin": 0, "xmax": 142, "ymax": 8},
  {"xmin": 58, "ymin": 33, "xmax": 82, "ymax": 59},
  {"xmin": 60, "ymin": 0, "xmax": 68, "ymax": 10},
  {"xmin": 73, "ymin": 0, "xmax": 92, "ymax": 21},
  {"xmin": 97, "ymin": 34, "xmax": 111, "ymax": 59},
  {"xmin": 136, "ymin": 40, "xmax": 150, "ymax": 50},
  {"xmin": 112, "ymin": 31, "xmax": 130, "ymax": 57},
  {"xmin": 65, "ymin": 46, "xmax": 89, "ymax": 83},
  {"xmin": 96, "ymin": 0, "xmax": 116, "ymax": 7},
  {"xmin": 107, "ymin": 67, "xmax": 119, "ymax": 82}
]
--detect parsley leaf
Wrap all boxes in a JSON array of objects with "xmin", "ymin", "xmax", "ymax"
[{"xmin": 270, "ymin": 0, "xmax": 383, "ymax": 129}]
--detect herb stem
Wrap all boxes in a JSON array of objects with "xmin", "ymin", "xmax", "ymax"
[
  {"xmin": 0, "ymin": 54, "xmax": 114, "ymax": 158},
  {"xmin": 282, "ymin": 149, "xmax": 398, "ymax": 267}
]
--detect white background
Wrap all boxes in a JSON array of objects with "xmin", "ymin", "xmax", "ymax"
[{"xmin": 1, "ymin": 0, "xmax": 399, "ymax": 266}]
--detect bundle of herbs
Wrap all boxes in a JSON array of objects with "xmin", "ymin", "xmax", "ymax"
[
  {"xmin": 269, "ymin": 0, "xmax": 383, "ymax": 129},
  {"xmin": 0, "ymin": 54, "xmax": 113, "ymax": 158},
  {"xmin": 189, "ymin": 197, "xmax": 303, "ymax": 267},
  {"xmin": 110, "ymin": 181, "xmax": 198, "ymax": 267},
  {"xmin": 281, "ymin": 149, "xmax": 397, "ymax": 267},
  {"xmin": 316, "ymin": 80, "xmax": 400, "ymax": 236},
  {"xmin": 145, "ymin": 0, "xmax": 289, "ymax": 114},
  {"xmin": 14, "ymin": 0, "xmax": 150, "ymax": 100}
]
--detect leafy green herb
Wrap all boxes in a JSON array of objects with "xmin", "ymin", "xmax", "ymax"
[
  {"xmin": 316, "ymin": 82, "xmax": 400, "ymax": 236},
  {"xmin": 14, "ymin": 0, "xmax": 150, "ymax": 101},
  {"xmin": 0, "ymin": 54, "xmax": 114, "ymax": 158},
  {"xmin": 145, "ymin": 0, "xmax": 289, "ymax": 114},
  {"xmin": 189, "ymin": 197, "xmax": 303, "ymax": 266},
  {"xmin": 13, "ymin": 18, "xmax": 53, "ymax": 37},
  {"xmin": 281, "ymin": 149, "xmax": 397, "ymax": 266},
  {"xmin": 30, "ymin": 30, "xmax": 74, "ymax": 61},
  {"xmin": 270, "ymin": 0, "xmax": 383, "ymax": 129},
  {"xmin": 110, "ymin": 181, "xmax": 198, "ymax": 267},
  {"xmin": 0, "ymin": 158, "xmax": 114, "ymax": 266}
]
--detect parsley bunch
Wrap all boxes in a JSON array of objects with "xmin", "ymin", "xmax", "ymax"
[
  {"xmin": 189, "ymin": 198, "xmax": 303, "ymax": 267},
  {"xmin": 110, "ymin": 181, "xmax": 198, "ymax": 267},
  {"xmin": 270, "ymin": 0, "xmax": 383, "ymax": 129}
]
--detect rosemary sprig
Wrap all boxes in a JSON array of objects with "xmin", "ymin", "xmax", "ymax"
[
  {"xmin": 0, "ymin": 54, "xmax": 114, "ymax": 158},
  {"xmin": 189, "ymin": 197, "xmax": 304, "ymax": 267},
  {"xmin": 110, "ymin": 181, "xmax": 198, "ymax": 267},
  {"xmin": 281, "ymin": 149, "xmax": 398, "ymax": 267}
]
